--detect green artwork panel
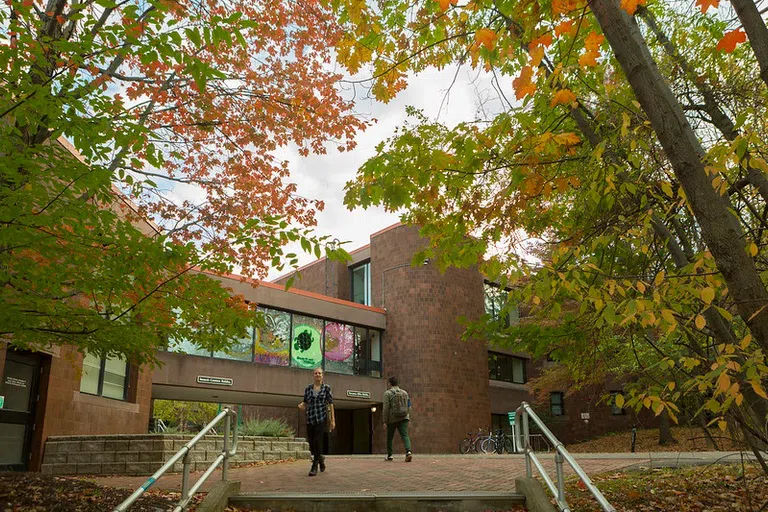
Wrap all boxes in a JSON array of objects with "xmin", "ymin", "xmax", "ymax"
[{"xmin": 291, "ymin": 315, "xmax": 323, "ymax": 369}]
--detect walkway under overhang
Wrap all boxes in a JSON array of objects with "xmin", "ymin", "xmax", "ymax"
[{"xmin": 152, "ymin": 351, "xmax": 386, "ymax": 410}]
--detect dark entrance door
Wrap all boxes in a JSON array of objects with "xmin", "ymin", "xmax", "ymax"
[{"xmin": 0, "ymin": 351, "xmax": 42, "ymax": 471}]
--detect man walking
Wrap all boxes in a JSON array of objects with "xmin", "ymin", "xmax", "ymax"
[{"xmin": 383, "ymin": 376, "xmax": 412, "ymax": 462}]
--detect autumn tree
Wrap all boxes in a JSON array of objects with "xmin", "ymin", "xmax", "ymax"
[
  {"xmin": 335, "ymin": 0, "xmax": 768, "ymax": 462},
  {"xmin": 0, "ymin": 0, "xmax": 362, "ymax": 363}
]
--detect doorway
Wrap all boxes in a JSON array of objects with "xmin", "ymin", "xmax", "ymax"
[{"xmin": 0, "ymin": 351, "xmax": 42, "ymax": 471}]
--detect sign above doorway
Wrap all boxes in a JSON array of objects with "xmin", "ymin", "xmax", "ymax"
[
  {"xmin": 196, "ymin": 375, "xmax": 234, "ymax": 386},
  {"xmin": 346, "ymin": 390, "xmax": 371, "ymax": 399}
]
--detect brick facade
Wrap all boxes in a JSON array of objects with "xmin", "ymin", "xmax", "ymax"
[{"xmin": 2, "ymin": 343, "xmax": 153, "ymax": 470}]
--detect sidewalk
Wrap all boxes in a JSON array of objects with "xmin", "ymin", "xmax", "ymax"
[{"xmin": 93, "ymin": 452, "xmax": 751, "ymax": 495}]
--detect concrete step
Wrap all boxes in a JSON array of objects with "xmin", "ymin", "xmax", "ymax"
[{"xmin": 229, "ymin": 491, "xmax": 526, "ymax": 511}]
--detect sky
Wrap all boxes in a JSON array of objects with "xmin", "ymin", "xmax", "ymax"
[{"xmin": 266, "ymin": 64, "xmax": 499, "ymax": 280}]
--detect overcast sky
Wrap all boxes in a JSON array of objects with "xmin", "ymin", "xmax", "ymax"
[{"xmin": 267, "ymin": 65, "xmax": 499, "ymax": 280}]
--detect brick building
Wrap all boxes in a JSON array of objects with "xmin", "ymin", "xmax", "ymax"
[{"xmin": 1, "ymin": 206, "xmax": 643, "ymax": 472}]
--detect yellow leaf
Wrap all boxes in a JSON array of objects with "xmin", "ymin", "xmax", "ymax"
[
  {"xmin": 636, "ymin": 281, "xmax": 646, "ymax": 293},
  {"xmin": 716, "ymin": 372, "xmax": 730, "ymax": 395},
  {"xmin": 718, "ymin": 420, "xmax": 728, "ymax": 432},
  {"xmin": 553, "ymin": 132, "xmax": 580, "ymax": 146},
  {"xmin": 661, "ymin": 309, "xmax": 675, "ymax": 324},
  {"xmin": 475, "ymin": 28, "xmax": 498, "ymax": 51},
  {"xmin": 740, "ymin": 334, "xmax": 752, "ymax": 350},
  {"xmin": 654, "ymin": 271, "xmax": 665, "ymax": 286},
  {"xmin": 550, "ymin": 88, "xmax": 576, "ymax": 108},
  {"xmin": 529, "ymin": 45, "xmax": 545, "ymax": 67},
  {"xmin": 661, "ymin": 182, "xmax": 673, "ymax": 197},
  {"xmin": 668, "ymin": 381, "xmax": 675, "ymax": 391},
  {"xmin": 695, "ymin": 314, "xmax": 706, "ymax": 330},
  {"xmin": 532, "ymin": 295, "xmax": 541, "ymax": 305},
  {"xmin": 735, "ymin": 393, "xmax": 744, "ymax": 406},
  {"xmin": 727, "ymin": 382, "xmax": 740, "ymax": 397},
  {"xmin": 748, "ymin": 243, "xmax": 758, "ymax": 257},
  {"xmin": 701, "ymin": 287, "xmax": 715, "ymax": 304},
  {"xmin": 614, "ymin": 394, "xmax": 625, "ymax": 408},
  {"xmin": 653, "ymin": 401, "xmax": 665, "ymax": 416},
  {"xmin": 751, "ymin": 380, "xmax": 768, "ymax": 399}
]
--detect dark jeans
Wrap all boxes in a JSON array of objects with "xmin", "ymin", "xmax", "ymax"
[
  {"xmin": 307, "ymin": 422, "xmax": 325, "ymax": 464},
  {"xmin": 386, "ymin": 419, "xmax": 412, "ymax": 456}
]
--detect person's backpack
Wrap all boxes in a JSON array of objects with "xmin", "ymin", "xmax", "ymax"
[{"xmin": 390, "ymin": 389, "xmax": 409, "ymax": 420}]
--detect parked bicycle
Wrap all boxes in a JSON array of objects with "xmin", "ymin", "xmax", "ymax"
[
  {"xmin": 459, "ymin": 428, "xmax": 489, "ymax": 454},
  {"xmin": 480, "ymin": 429, "xmax": 516, "ymax": 454}
]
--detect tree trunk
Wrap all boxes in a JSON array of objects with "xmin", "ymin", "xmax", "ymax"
[
  {"xmin": 658, "ymin": 408, "xmax": 678, "ymax": 445},
  {"xmin": 588, "ymin": 0, "xmax": 768, "ymax": 356},
  {"xmin": 729, "ymin": 0, "xmax": 768, "ymax": 87}
]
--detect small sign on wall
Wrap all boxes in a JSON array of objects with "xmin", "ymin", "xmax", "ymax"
[
  {"xmin": 346, "ymin": 390, "xmax": 371, "ymax": 399},
  {"xmin": 5, "ymin": 377, "xmax": 26, "ymax": 388},
  {"xmin": 196, "ymin": 375, "xmax": 234, "ymax": 386},
  {"xmin": 580, "ymin": 412, "xmax": 590, "ymax": 420},
  {"xmin": 0, "ymin": 395, "xmax": 4, "ymax": 409}
]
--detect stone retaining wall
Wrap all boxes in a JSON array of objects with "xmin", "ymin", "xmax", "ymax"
[{"xmin": 40, "ymin": 434, "xmax": 310, "ymax": 476}]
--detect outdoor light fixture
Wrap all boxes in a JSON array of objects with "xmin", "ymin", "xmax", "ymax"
[{"xmin": 371, "ymin": 406, "xmax": 377, "ymax": 413}]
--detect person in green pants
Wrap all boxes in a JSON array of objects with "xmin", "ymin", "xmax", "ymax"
[{"xmin": 383, "ymin": 376, "xmax": 412, "ymax": 462}]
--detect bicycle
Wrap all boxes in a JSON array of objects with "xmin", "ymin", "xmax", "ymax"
[
  {"xmin": 480, "ymin": 429, "xmax": 515, "ymax": 454},
  {"xmin": 459, "ymin": 427, "xmax": 487, "ymax": 454}
]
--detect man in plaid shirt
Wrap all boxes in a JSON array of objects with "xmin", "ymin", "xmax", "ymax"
[{"xmin": 298, "ymin": 368, "xmax": 335, "ymax": 476}]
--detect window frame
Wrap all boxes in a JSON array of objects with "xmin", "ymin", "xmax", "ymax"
[
  {"xmin": 350, "ymin": 260, "xmax": 371, "ymax": 306},
  {"xmin": 550, "ymin": 391, "xmax": 564, "ymax": 416},
  {"xmin": 488, "ymin": 351, "xmax": 527, "ymax": 384},
  {"xmin": 80, "ymin": 354, "xmax": 129, "ymax": 401}
]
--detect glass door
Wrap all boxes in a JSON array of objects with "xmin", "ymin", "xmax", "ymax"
[{"xmin": 0, "ymin": 351, "xmax": 41, "ymax": 471}]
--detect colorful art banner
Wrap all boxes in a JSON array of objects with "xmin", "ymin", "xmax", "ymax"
[{"xmin": 291, "ymin": 324, "xmax": 322, "ymax": 369}]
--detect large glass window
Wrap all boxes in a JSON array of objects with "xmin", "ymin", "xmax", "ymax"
[
  {"xmin": 369, "ymin": 329, "xmax": 382, "ymax": 377},
  {"xmin": 254, "ymin": 308, "xmax": 291, "ymax": 366},
  {"xmin": 324, "ymin": 321, "xmax": 355, "ymax": 375},
  {"xmin": 291, "ymin": 314, "xmax": 324, "ymax": 369},
  {"xmin": 80, "ymin": 353, "xmax": 128, "ymax": 400},
  {"xmin": 214, "ymin": 326, "xmax": 255, "ymax": 362},
  {"xmin": 550, "ymin": 392, "xmax": 564, "ymax": 416},
  {"xmin": 488, "ymin": 352, "xmax": 527, "ymax": 384},
  {"xmin": 484, "ymin": 282, "xmax": 519, "ymax": 326},
  {"xmin": 351, "ymin": 262, "xmax": 371, "ymax": 306}
]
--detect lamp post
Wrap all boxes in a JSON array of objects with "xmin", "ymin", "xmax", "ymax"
[{"xmin": 380, "ymin": 259, "xmax": 429, "ymax": 308}]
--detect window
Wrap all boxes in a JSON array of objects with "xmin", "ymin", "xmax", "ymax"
[
  {"xmin": 80, "ymin": 353, "xmax": 129, "ymax": 400},
  {"xmin": 610, "ymin": 391, "xmax": 625, "ymax": 415},
  {"xmin": 351, "ymin": 262, "xmax": 371, "ymax": 306},
  {"xmin": 484, "ymin": 282, "xmax": 519, "ymax": 326},
  {"xmin": 550, "ymin": 392, "xmax": 564, "ymax": 416},
  {"xmin": 491, "ymin": 413, "xmax": 510, "ymax": 433},
  {"xmin": 488, "ymin": 352, "xmax": 527, "ymax": 384}
]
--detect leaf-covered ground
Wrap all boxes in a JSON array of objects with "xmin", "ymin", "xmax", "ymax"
[
  {"xmin": 0, "ymin": 472, "xmax": 201, "ymax": 511},
  {"xmin": 564, "ymin": 463, "xmax": 768, "ymax": 511},
  {"xmin": 566, "ymin": 426, "xmax": 741, "ymax": 453}
]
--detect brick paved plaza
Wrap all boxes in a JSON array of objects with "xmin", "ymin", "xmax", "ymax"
[{"xmin": 95, "ymin": 453, "xmax": 657, "ymax": 494}]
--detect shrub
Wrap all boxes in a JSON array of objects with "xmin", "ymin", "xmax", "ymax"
[{"xmin": 240, "ymin": 418, "xmax": 295, "ymax": 437}]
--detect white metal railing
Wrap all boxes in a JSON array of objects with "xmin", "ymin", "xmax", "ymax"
[
  {"xmin": 515, "ymin": 401, "xmax": 615, "ymax": 512},
  {"xmin": 114, "ymin": 407, "xmax": 239, "ymax": 512}
]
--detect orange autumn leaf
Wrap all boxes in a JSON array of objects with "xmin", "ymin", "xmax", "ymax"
[
  {"xmin": 475, "ymin": 28, "xmax": 498, "ymax": 50},
  {"xmin": 438, "ymin": 0, "xmax": 452, "ymax": 11},
  {"xmin": 513, "ymin": 66, "xmax": 536, "ymax": 100},
  {"xmin": 696, "ymin": 0, "xmax": 719, "ymax": 12},
  {"xmin": 530, "ymin": 33, "xmax": 553, "ymax": 48},
  {"xmin": 550, "ymin": 88, "xmax": 576, "ymax": 108},
  {"xmin": 529, "ymin": 45, "xmax": 545, "ymax": 67},
  {"xmin": 620, "ymin": 0, "xmax": 646, "ymax": 15},
  {"xmin": 552, "ymin": 0, "xmax": 578, "ymax": 16},
  {"xmin": 579, "ymin": 51, "xmax": 599, "ymax": 67},
  {"xmin": 584, "ymin": 31, "xmax": 605, "ymax": 51},
  {"xmin": 555, "ymin": 20, "xmax": 575, "ymax": 37},
  {"xmin": 716, "ymin": 29, "xmax": 747, "ymax": 53}
]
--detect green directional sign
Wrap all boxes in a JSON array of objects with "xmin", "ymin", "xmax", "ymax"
[
  {"xmin": 0, "ymin": 395, "xmax": 4, "ymax": 409},
  {"xmin": 507, "ymin": 411, "xmax": 516, "ymax": 426}
]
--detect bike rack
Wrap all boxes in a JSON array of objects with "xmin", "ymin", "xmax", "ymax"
[
  {"xmin": 515, "ymin": 401, "xmax": 615, "ymax": 512},
  {"xmin": 113, "ymin": 406, "xmax": 239, "ymax": 512}
]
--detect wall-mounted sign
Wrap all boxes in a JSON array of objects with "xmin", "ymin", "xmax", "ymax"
[
  {"xmin": 580, "ymin": 412, "xmax": 590, "ymax": 420},
  {"xmin": 5, "ymin": 377, "xmax": 26, "ymax": 388},
  {"xmin": 346, "ymin": 390, "xmax": 371, "ymax": 399},
  {"xmin": 291, "ymin": 324, "xmax": 322, "ymax": 369},
  {"xmin": 0, "ymin": 395, "xmax": 4, "ymax": 409},
  {"xmin": 196, "ymin": 375, "xmax": 233, "ymax": 386}
]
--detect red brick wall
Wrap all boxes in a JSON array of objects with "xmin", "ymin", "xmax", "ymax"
[
  {"xmin": 370, "ymin": 224, "xmax": 491, "ymax": 454},
  {"xmin": 33, "ymin": 347, "xmax": 152, "ymax": 469}
]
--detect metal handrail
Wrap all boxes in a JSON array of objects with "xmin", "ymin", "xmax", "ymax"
[
  {"xmin": 515, "ymin": 401, "xmax": 615, "ymax": 512},
  {"xmin": 113, "ymin": 406, "xmax": 239, "ymax": 512}
]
